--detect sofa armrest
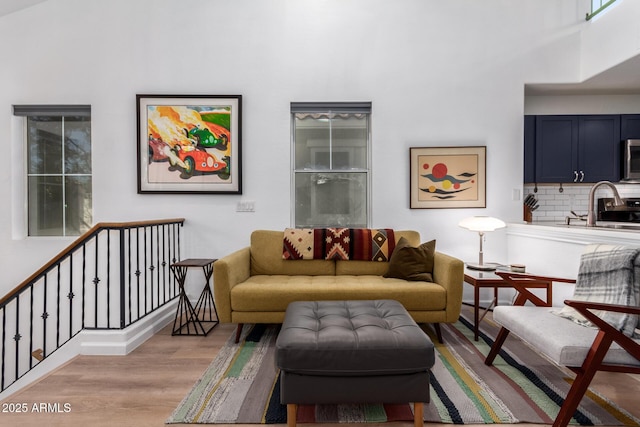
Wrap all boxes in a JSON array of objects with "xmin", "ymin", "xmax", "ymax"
[
  {"xmin": 213, "ymin": 247, "xmax": 251, "ymax": 323},
  {"xmin": 433, "ymin": 251, "xmax": 464, "ymax": 322}
]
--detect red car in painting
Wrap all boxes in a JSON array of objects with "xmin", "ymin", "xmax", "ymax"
[
  {"xmin": 172, "ymin": 146, "xmax": 230, "ymax": 180},
  {"xmin": 148, "ymin": 136, "xmax": 171, "ymax": 162}
]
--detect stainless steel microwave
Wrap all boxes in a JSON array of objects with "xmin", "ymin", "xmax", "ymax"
[{"xmin": 623, "ymin": 139, "xmax": 640, "ymax": 181}]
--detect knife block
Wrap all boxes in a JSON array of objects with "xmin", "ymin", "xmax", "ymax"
[{"xmin": 523, "ymin": 205, "xmax": 533, "ymax": 222}]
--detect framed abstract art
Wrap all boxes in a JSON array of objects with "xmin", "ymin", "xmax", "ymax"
[{"xmin": 410, "ymin": 146, "xmax": 486, "ymax": 208}]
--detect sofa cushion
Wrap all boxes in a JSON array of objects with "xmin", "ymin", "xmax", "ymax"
[
  {"xmin": 251, "ymin": 230, "xmax": 335, "ymax": 276},
  {"xmin": 335, "ymin": 260, "xmax": 390, "ymax": 276},
  {"xmin": 230, "ymin": 275, "xmax": 446, "ymax": 313},
  {"xmin": 383, "ymin": 238, "xmax": 436, "ymax": 282}
]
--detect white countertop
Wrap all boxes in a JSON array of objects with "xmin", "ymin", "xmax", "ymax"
[{"xmin": 507, "ymin": 221, "xmax": 640, "ymax": 244}]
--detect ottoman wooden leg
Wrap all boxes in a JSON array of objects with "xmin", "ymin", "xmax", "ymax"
[
  {"xmin": 413, "ymin": 402, "xmax": 424, "ymax": 427},
  {"xmin": 287, "ymin": 403, "xmax": 297, "ymax": 427}
]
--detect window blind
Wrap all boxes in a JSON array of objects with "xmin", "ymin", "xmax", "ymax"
[
  {"xmin": 13, "ymin": 105, "xmax": 91, "ymax": 117},
  {"xmin": 291, "ymin": 102, "xmax": 371, "ymax": 114}
]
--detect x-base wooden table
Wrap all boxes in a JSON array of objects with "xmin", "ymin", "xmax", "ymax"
[{"xmin": 464, "ymin": 267, "xmax": 554, "ymax": 341}]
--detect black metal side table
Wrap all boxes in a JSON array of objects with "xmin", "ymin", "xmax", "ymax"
[{"xmin": 170, "ymin": 258, "xmax": 219, "ymax": 336}]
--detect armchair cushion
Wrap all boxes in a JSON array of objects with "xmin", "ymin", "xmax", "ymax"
[{"xmin": 493, "ymin": 305, "xmax": 640, "ymax": 367}]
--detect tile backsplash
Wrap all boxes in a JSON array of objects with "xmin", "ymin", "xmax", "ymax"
[{"xmin": 523, "ymin": 183, "xmax": 640, "ymax": 223}]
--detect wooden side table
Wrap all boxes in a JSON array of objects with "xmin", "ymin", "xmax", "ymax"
[
  {"xmin": 464, "ymin": 267, "xmax": 553, "ymax": 341},
  {"xmin": 170, "ymin": 258, "xmax": 219, "ymax": 336}
]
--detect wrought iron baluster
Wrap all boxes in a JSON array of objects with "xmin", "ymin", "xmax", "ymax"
[
  {"xmin": 42, "ymin": 275, "xmax": 48, "ymax": 361},
  {"xmin": 14, "ymin": 294, "xmax": 21, "ymax": 384},
  {"xmin": 162, "ymin": 225, "xmax": 167, "ymax": 308},
  {"xmin": 69, "ymin": 254, "xmax": 74, "ymax": 341},
  {"xmin": 170, "ymin": 224, "xmax": 176, "ymax": 298},
  {"xmin": 119, "ymin": 228, "xmax": 126, "ymax": 329},
  {"xmin": 94, "ymin": 233, "xmax": 100, "ymax": 328},
  {"xmin": 126, "ymin": 228, "xmax": 132, "ymax": 325},
  {"xmin": 150, "ymin": 225, "xmax": 156, "ymax": 310},
  {"xmin": 2, "ymin": 307, "xmax": 6, "ymax": 390},
  {"xmin": 56, "ymin": 264, "xmax": 61, "ymax": 348},
  {"xmin": 135, "ymin": 227, "xmax": 141, "ymax": 320},
  {"xmin": 81, "ymin": 243, "xmax": 87, "ymax": 329},
  {"xmin": 29, "ymin": 284, "xmax": 34, "ymax": 370},
  {"xmin": 156, "ymin": 225, "xmax": 160, "ymax": 310},
  {"xmin": 144, "ymin": 226, "xmax": 149, "ymax": 316},
  {"xmin": 107, "ymin": 230, "xmax": 112, "ymax": 328}
]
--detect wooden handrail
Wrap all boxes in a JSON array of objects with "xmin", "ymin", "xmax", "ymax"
[{"xmin": 0, "ymin": 218, "xmax": 185, "ymax": 307}]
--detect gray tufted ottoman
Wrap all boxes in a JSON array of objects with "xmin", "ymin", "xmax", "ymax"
[{"xmin": 275, "ymin": 300, "xmax": 434, "ymax": 427}]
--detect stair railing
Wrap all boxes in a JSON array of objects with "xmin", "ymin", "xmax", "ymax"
[{"xmin": 0, "ymin": 218, "xmax": 185, "ymax": 393}]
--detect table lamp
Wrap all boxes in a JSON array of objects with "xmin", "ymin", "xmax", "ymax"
[{"xmin": 458, "ymin": 216, "xmax": 506, "ymax": 271}]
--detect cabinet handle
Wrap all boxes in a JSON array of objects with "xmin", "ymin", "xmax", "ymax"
[
  {"xmin": 579, "ymin": 171, "xmax": 584, "ymax": 182},
  {"xmin": 573, "ymin": 171, "xmax": 578, "ymax": 182}
]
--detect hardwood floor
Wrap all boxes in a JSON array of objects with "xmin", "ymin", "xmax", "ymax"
[{"xmin": 0, "ymin": 318, "xmax": 639, "ymax": 427}]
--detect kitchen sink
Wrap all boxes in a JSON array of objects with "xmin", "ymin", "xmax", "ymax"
[{"xmin": 595, "ymin": 223, "xmax": 640, "ymax": 230}]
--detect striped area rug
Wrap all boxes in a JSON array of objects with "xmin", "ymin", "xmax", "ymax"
[{"xmin": 167, "ymin": 311, "xmax": 640, "ymax": 425}]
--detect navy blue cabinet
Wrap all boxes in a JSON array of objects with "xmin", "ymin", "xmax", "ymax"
[
  {"xmin": 534, "ymin": 116, "xmax": 578, "ymax": 183},
  {"xmin": 621, "ymin": 114, "xmax": 640, "ymax": 140},
  {"xmin": 529, "ymin": 114, "xmax": 621, "ymax": 183},
  {"xmin": 524, "ymin": 115, "xmax": 536, "ymax": 183},
  {"xmin": 578, "ymin": 115, "xmax": 620, "ymax": 182}
]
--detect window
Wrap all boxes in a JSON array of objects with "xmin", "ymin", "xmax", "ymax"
[
  {"xmin": 291, "ymin": 102, "xmax": 371, "ymax": 228},
  {"xmin": 13, "ymin": 105, "xmax": 92, "ymax": 237},
  {"xmin": 587, "ymin": 0, "xmax": 618, "ymax": 20}
]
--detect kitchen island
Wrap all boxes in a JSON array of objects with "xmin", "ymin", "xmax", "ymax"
[{"xmin": 504, "ymin": 221, "xmax": 640, "ymax": 306}]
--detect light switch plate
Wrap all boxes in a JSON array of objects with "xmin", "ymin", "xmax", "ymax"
[{"xmin": 236, "ymin": 201, "xmax": 255, "ymax": 212}]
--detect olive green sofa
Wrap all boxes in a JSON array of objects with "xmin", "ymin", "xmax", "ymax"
[{"xmin": 213, "ymin": 229, "xmax": 464, "ymax": 341}]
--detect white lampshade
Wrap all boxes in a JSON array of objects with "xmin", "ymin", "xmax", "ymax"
[
  {"xmin": 458, "ymin": 216, "xmax": 506, "ymax": 232},
  {"xmin": 458, "ymin": 216, "xmax": 506, "ymax": 271}
]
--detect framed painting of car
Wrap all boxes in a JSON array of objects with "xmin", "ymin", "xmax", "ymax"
[{"xmin": 137, "ymin": 94, "xmax": 242, "ymax": 194}]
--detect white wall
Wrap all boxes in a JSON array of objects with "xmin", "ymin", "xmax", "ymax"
[
  {"xmin": 525, "ymin": 94, "xmax": 640, "ymax": 115},
  {"xmin": 0, "ymin": 0, "xmax": 624, "ymax": 295},
  {"xmin": 580, "ymin": 0, "xmax": 640, "ymax": 81}
]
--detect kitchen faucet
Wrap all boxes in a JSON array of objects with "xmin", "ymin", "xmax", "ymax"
[{"xmin": 587, "ymin": 181, "xmax": 625, "ymax": 226}]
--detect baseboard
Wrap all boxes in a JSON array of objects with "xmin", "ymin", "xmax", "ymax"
[
  {"xmin": 0, "ymin": 300, "xmax": 177, "ymax": 400},
  {"xmin": 80, "ymin": 300, "xmax": 177, "ymax": 355}
]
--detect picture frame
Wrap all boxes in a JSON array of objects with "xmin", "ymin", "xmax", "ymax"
[
  {"xmin": 137, "ymin": 94, "xmax": 242, "ymax": 194},
  {"xmin": 410, "ymin": 146, "xmax": 486, "ymax": 209}
]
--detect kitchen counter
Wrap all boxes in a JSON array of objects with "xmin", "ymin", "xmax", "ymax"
[
  {"xmin": 505, "ymin": 221, "xmax": 640, "ymax": 306},
  {"xmin": 509, "ymin": 221, "xmax": 640, "ymax": 245}
]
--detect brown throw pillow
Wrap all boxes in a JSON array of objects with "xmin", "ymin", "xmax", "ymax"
[{"xmin": 383, "ymin": 237, "xmax": 436, "ymax": 282}]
